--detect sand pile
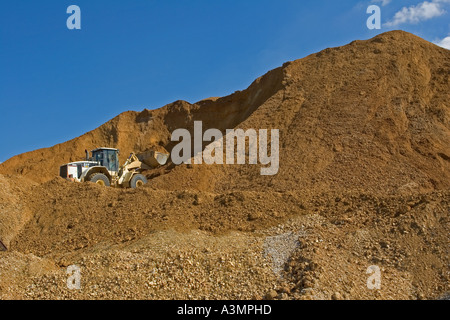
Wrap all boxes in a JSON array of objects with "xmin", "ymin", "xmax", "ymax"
[
  {"xmin": 0, "ymin": 175, "xmax": 36, "ymax": 248},
  {"xmin": 0, "ymin": 31, "xmax": 448, "ymax": 194},
  {"xmin": 0, "ymin": 31, "xmax": 448, "ymax": 300},
  {"xmin": 10, "ymin": 177, "xmax": 302, "ymax": 257}
]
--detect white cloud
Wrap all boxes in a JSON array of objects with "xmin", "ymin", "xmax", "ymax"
[
  {"xmin": 385, "ymin": 0, "xmax": 450, "ymax": 26},
  {"xmin": 434, "ymin": 35, "xmax": 450, "ymax": 49}
]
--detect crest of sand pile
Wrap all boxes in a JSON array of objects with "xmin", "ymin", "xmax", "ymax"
[{"xmin": 151, "ymin": 30, "xmax": 450, "ymax": 194}]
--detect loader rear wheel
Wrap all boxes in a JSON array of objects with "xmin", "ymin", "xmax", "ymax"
[
  {"xmin": 88, "ymin": 173, "xmax": 111, "ymax": 187},
  {"xmin": 130, "ymin": 174, "xmax": 147, "ymax": 189}
]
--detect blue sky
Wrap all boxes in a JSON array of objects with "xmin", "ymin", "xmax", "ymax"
[{"xmin": 0, "ymin": 0, "xmax": 449, "ymax": 162}]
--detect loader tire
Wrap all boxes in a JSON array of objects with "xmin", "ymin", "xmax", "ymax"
[
  {"xmin": 130, "ymin": 174, "xmax": 147, "ymax": 189},
  {"xmin": 88, "ymin": 173, "xmax": 111, "ymax": 187}
]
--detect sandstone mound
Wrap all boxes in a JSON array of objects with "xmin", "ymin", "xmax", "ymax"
[{"xmin": 0, "ymin": 31, "xmax": 449, "ymax": 300}]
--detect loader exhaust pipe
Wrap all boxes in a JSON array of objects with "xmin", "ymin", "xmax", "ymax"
[{"xmin": 85, "ymin": 149, "xmax": 89, "ymax": 161}]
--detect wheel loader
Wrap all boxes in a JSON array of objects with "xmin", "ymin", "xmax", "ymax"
[{"xmin": 59, "ymin": 147, "xmax": 169, "ymax": 188}]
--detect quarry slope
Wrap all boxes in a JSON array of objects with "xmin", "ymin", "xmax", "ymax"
[{"xmin": 0, "ymin": 30, "xmax": 448, "ymax": 300}]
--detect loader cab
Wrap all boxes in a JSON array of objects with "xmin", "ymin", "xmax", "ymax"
[{"xmin": 91, "ymin": 148, "xmax": 119, "ymax": 172}]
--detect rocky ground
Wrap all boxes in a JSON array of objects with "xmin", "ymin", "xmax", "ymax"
[{"xmin": 0, "ymin": 176, "xmax": 448, "ymax": 300}]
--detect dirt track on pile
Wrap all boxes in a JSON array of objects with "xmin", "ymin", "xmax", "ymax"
[{"xmin": 0, "ymin": 30, "xmax": 449, "ymax": 300}]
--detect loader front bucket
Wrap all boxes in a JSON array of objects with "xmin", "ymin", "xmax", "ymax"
[{"xmin": 138, "ymin": 150, "xmax": 170, "ymax": 168}]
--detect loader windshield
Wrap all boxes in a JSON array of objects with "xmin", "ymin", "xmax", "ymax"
[
  {"xmin": 106, "ymin": 150, "xmax": 119, "ymax": 172},
  {"xmin": 92, "ymin": 149, "xmax": 119, "ymax": 172}
]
